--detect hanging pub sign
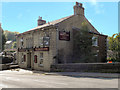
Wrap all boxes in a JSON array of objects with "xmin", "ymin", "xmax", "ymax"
[
  {"xmin": 59, "ymin": 31, "xmax": 70, "ymax": 41},
  {"xmin": 34, "ymin": 47, "xmax": 49, "ymax": 51}
]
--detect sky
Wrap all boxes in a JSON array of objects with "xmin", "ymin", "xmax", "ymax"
[{"xmin": 1, "ymin": 1, "xmax": 118, "ymax": 37}]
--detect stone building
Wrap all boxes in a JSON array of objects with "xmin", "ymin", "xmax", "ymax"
[
  {"xmin": 17, "ymin": 2, "xmax": 107, "ymax": 71},
  {"xmin": 5, "ymin": 41, "xmax": 13, "ymax": 49}
]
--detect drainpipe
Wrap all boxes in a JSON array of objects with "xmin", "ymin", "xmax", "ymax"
[{"xmin": 56, "ymin": 25, "xmax": 59, "ymax": 64}]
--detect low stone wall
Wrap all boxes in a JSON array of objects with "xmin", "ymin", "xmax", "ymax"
[
  {"xmin": 50, "ymin": 63, "xmax": 120, "ymax": 73},
  {"xmin": 0, "ymin": 64, "xmax": 10, "ymax": 70}
]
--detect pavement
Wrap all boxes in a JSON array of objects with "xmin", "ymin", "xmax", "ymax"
[
  {"xmin": 0, "ymin": 69, "xmax": 119, "ymax": 89},
  {"xmin": 7, "ymin": 68, "xmax": 120, "ymax": 78}
]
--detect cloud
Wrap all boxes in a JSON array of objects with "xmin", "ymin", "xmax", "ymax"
[
  {"xmin": 89, "ymin": 0, "xmax": 104, "ymax": 14},
  {"xmin": 90, "ymin": 0, "xmax": 97, "ymax": 5}
]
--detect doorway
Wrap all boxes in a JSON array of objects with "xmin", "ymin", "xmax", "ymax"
[{"xmin": 27, "ymin": 52, "xmax": 31, "ymax": 68}]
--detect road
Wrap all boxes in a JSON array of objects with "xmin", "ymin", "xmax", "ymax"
[{"xmin": 0, "ymin": 69, "xmax": 118, "ymax": 89}]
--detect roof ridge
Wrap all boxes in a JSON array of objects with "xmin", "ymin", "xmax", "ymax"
[{"xmin": 18, "ymin": 15, "xmax": 74, "ymax": 36}]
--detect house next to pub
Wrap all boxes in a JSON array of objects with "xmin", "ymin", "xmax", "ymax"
[{"xmin": 17, "ymin": 2, "xmax": 107, "ymax": 71}]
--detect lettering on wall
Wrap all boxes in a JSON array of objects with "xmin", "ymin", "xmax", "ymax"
[{"xmin": 59, "ymin": 31, "xmax": 70, "ymax": 41}]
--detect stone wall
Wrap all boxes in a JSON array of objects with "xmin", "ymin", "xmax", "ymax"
[{"xmin": 51, "ymin": 63, "xmax": 120, "ymax": 73}]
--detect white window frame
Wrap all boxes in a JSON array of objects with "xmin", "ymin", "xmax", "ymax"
[
  {"xmin": 92, "ymin": 36, "xmax": 98, "ymax": 46},
  {"xmin": 21, "ymin": 53, "xmax": 24, "ymax": 63},
  {"xmin": 39, "ymin": 53, "xmax": 43, "ymax": 66}
]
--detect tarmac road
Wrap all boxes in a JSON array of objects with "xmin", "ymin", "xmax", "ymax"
[{"xmin": 0, "ymin": 69, "xmax": 119, "ymax": 89}]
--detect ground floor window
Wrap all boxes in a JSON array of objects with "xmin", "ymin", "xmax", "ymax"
[
  {"xmin": 39, "ymin": 53, "xmax": 43, "ymax": 66},
  {"xmin": 24, "ymin": 55, "xmax": 26, "ymax": 62},
  {"xmin": 21, "ymin": 53, "xmax": 26, "ymax": 63},
  {"xmin": 21, "ymin": 53, "xmax": 24, "ymax": 63}
]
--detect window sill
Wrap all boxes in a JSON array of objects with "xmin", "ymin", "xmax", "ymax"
[
  {"xmin": 92, "ymin": 45, "xmax": 99, "ymax": 47},
  {"xmin": 38, "ymin": 64, "xmax": 44, "ymax": 67}
]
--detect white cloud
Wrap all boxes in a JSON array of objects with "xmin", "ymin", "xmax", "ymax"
[
  {"xmin": 90, "ymin": 0, "xmax": 97, "ymax": 5},
  {"xmin": 89, "ymin": 0, "xmax": 104, "ymax": 14}
]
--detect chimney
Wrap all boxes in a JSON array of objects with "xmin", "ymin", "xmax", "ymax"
[
  {"xmin": 37, "ymin": 16, "xmax": 46, "ymax": 26},
  {"xmin": 73, "ymin": 2, "xmax": 84, "ymax": 16}
]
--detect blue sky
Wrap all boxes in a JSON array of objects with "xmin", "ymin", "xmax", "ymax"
[{"xmin": 1, "ymin": 2, "xmax": 118, "ymax": 36}]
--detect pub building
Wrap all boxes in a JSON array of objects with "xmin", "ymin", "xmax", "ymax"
[{"xmin": 17, "ymin": 2, "xmax": 107, "ymax": 71}]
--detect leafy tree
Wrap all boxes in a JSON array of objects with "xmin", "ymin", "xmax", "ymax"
[
  {"xmin": 73, "ymin": 22, "xmax": 96, "ymax": 63},
  {"xmin": 108, "ymin": 33, "xmax": 120, "ymax": 62},
  {"xmin": 12, "ymin": 41, "xmax": 17, "ymax": 49},
  {"xmin": 2, "ymin": 30, "xmax": 6, "ymax": 50},
  {"xmin": 4, "ymin": 30, "xmax": 19, "ymax": 42}
]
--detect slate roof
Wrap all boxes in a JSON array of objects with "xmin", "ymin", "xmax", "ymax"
[
  {"xmin": 18, "ymin": 15, "xmax": 74, "ymax": 35},
  {"xmin": 18, "ymin": 14, "xmax": 102, "ymax": 36}
]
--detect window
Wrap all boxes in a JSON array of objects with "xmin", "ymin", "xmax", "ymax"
[
  {"xmin": 21, "ymin": 54, "xmax": 26, "ymax": 63},
  {"xmin": 34, "ymin": 55, "xmax": 37, "ymax": 63},
  {"xmin": 21, "ymin": 38, "xmax": 24, "ymax": 47},
  {"xmin": 21, "ymin": 53, "xmax": 24, "ymax": 63},
  {"xmin": 21, "ymin": 53, "xmax": 26, "ymax": 63},
  {"xmin": 39, "ymin": 53, "xmax": 43, "ymax": 66},
  {"xmin": 39, "ymin": 37, "xmax": 43, "ymax": 47},
  {"xmin": 40, "ymin": 53, "xmax": 43, "ymax": 58},
  {"xmin": 43, "ymin": 37, "xmax": 50, "ymax": 47},
  {"xmin": 92, "ymin": 36, "xmax": 98, "ymax": 46},
  {"xmin": 24, "ymin": 55, "xmax": 26, "ymax": 62}
]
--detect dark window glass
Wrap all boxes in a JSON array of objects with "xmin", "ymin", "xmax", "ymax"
[{"xmin": 34, "ymin": 55, "xmax": 37, "ymax": 63}]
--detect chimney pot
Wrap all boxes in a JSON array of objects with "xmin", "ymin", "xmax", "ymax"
[
  {"xmin": 37, "ymin": 16, "xmax": 46, "ymax": 26},
  {"xmin": 74, "ymin": 2, "xmax": 84, "ymax": 16}
]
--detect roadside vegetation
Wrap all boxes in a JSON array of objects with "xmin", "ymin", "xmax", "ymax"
[
  {"xmin": 107, "ymin": 33, "xmax": 120, "ymax": 62},
  {"xmin": 3, "ymin": 30, "xmax": 19, "ymax": 49}
]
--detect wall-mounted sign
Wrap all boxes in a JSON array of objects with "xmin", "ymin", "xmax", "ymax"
[
  {"xmin": 18, "ymin": 48, "xmax": 26, "ymax": 52},
  {"xmin": 59, "ymin": 31, "xmax": 70, "ymax": 41},
  {"xmin": 34, "ymin": 47, "xmax": 49, "ymax": 51}
]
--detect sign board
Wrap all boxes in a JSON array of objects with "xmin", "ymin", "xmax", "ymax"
[
  {"xmin": 59, "ymin": 31, "xmax": 70, "ymax": 41},
  {"xmin": 34, "ymin": 47, "xmax": 49, "ymax": 51},
  {"xmin": 18, "ymin": 48, "xmax": 26, "ymax": 52}
]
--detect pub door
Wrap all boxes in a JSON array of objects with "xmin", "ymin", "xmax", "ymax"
[{"xmin": 27, "ymin": 52, "xmax": 31, "ymax": 68}]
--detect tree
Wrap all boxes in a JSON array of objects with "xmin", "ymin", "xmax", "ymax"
[
  {"xmin": 12, "ymin": 41, "xmax": 17, "ymax": 49},
  {"xmin": 73, "ymin": 22, "xmax": 96, "ymax": 63},
  {"xmin": 108, "ymin": 33, "xmax": 120, "ymax": 62},
  {"xmin": 2, "ymin": 30, "xmax": 6, "ymax": 50},
  {"xmin": 4, "ymin": 30, "xmax": 19, "ymax": 42}
]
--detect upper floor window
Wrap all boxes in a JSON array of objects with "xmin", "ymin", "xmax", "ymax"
[
  {"xmin": 92, "ymin": 36, "xmax": 98, "ymax": 46},
  {"xmin": 43, "ymin": 37, "xmax": 50, "ymax": 47},
  {"xmin": 20, "ymin": 38, "xmax": 24, "ymax": 47},
  {"xmin": 26, "ymin": 37, "xmax": 33, "ymax": 48},
  {"xmin": 39, "ymin": 37, "xmax": 43, "ymax": 47}
]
